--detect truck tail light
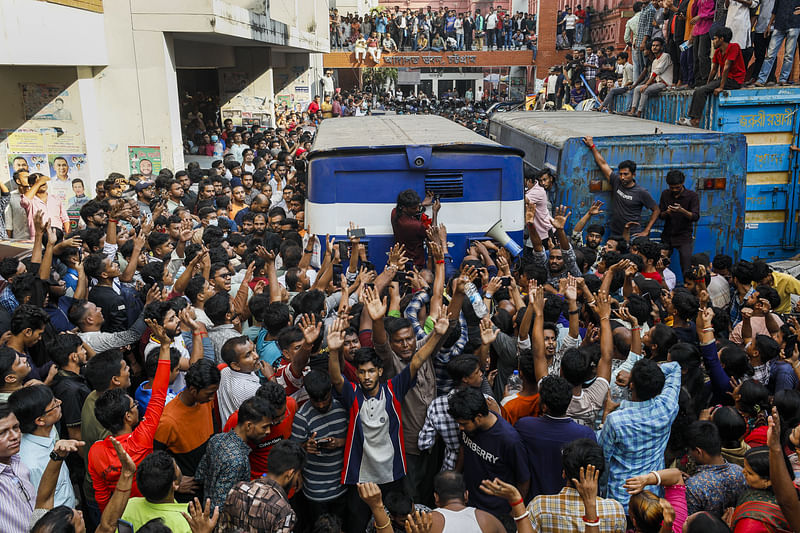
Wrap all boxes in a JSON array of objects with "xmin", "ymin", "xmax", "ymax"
[{"xmin": 699, "ymin": 178, "xmax": 726, "ymax": 190}]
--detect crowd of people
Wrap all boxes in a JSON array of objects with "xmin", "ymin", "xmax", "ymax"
[
  {"xmin": 4, "ymin": 82, "xmax": 800, "ymax": 533},
  {"xmin": 330, "ymin": 7, "xmax": 538, "ymax": 54},
  {"xmin": 541, "ymin": 0, "xmax": 799, "ymax": 122}
]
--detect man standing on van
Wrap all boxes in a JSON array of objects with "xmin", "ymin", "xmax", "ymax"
[{"xmin": 582, "ymin": 137, "xmax": 660, "ymax": 239}]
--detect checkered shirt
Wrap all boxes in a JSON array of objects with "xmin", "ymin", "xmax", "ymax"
[
  {"xmin": 528, "ymin": 487, "xmax": 627, "ymax": 533},
  {"xmin": 598, "ymin": 361, "xmax": 681, "ymax": 511}
]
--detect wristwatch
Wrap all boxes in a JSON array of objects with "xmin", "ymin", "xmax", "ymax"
[{"xmin": 49, "ymin": 450, "xmax": 66, "ymax": 461}]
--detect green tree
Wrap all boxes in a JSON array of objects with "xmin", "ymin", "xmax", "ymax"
[{"xmin": 361, "ymin": 67, "xmax": 398, "ymax": 93}]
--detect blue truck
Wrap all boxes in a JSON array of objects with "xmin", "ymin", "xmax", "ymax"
[
  {"xmin": 488, "ymin": 111, "xmax": 747, "ymax": 262},
  {"xmin": 307, "ymin": 115, "xmax": 525, "ymax": 267},
  {"xmin": 610, "ymin": 87, "xmax": 800, "ymax": 261}
]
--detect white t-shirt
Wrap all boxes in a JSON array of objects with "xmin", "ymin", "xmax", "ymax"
[
  {"xmin": 486, "ymin": 13, "xmax": 498, "ymax": 30},
  {"xmin": 564, "ymin": 14, "xmax": 577, "ymax": 30}
]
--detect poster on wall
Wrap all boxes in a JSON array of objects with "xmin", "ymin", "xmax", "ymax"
[
  {"xmin": 7, "ymin": 154, "xmax": 49, "ymax": 177},
  {"xmin": 47, "ymin": 153, "xmax": 87, "ymax": 205},
  {"xmin": 21, "ymin": 84, "xmax": 74, "ymax": 121},
  {"xmin": 222, "ymin": 72, "xmax": 249, "ymax": 94},
  {"xmin": 127, "ymin": 146, "xmax": 162, "ymax": 179},
  {"xmin": 221, "ymin": 108, "xmax": 243, "ymax": 126}
]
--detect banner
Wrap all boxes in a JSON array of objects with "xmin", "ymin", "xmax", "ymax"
[{"xmin": 127, "ymin": 146, "xmax": 162, "ymax": 179}]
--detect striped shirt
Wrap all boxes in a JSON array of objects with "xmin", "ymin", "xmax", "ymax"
[
  {"xmin": 0, "ymin": 455, "xmax": 36, "ymax": 533},
  {"xmin": 290, "ymin": 398, "xmax": 349, "ymax": 501}
]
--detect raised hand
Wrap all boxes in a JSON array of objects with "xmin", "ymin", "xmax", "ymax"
[
  {"xmin": 529, "ymin": 280, "xmax": 545, "ymax": 314},
  {"xmin": 592, "ymin": 290, "xmax": 612, "ymax": 321},
  {"xmin": 623, "ymin": 472, "xmax": 653, "ymax": 495},
  {"xmin": 364, "ymin": 285, "xmax": 387, "ymax": 321},
  {"xmin": 145, "ymin": 318, "xmax": 170, "ymax": 344},
  {"xmin": 480, "ymin": 316, "xmax": 499, "ymax": 345},
  {"xmin": 327, "ymin": 317, "xmax": 347, "ymax": 351},
  {"xmin": 551, "ymin": 205, "xmax": 571, "ymax": 230},
  {"xmin": 588, "ymin": 200, "xmax": 604, "ymax": 216},
  {"xmin": 357, "ymin": 482, "xmax": 384, "ymax": 508},
  {"xmin": 111, "ymin": 435, "xmax": 137, "ymax": 475},
  {"xmin": 572, "ymin": 464, "xmax": 600, "ymax": 502},
  {"xmin": 478, "ymin": 477, "xmax": 522, "ymax": 503},
  {"xmin": 564, "ymin": 275, "xmax": 578, "ymax": 302},
  {"xmin": 255, "ymin": 245, "xmax": 276, "ymax": 263},
  {"xmin": 181, "ymin": 498, "xmax": 219, "ymax": 533},
  {"xmin": 434, "ymin": 305, "xmax": 452, "ymax": 335},
  {"xmin": 405, "ymin": 511, "xmax": 433, "ymax": 533},
  {"xmin": 615, "ymin": 305, "xmax": 638, "ymax": 328},
  {"xmin": 179, "ymin": 219, "xmax": 194, "ymax": 242},
  {"xmin": 582, "ymin": 136, "xmax": 594, "ymax": 147},
  {"xmin": 300, "ymin": 313, "xmax": 322, "ymax": 345}
]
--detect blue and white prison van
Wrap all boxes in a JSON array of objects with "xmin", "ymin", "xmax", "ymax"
[{"xmin": 306, "ymin": 115, "xmax": 525, "ymax": 268}]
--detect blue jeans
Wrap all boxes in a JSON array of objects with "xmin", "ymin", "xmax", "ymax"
[
  {"xmin": 456, "ymin": 33, "xmax": 464, "ymax": 49},
  {"xmin": 576, "ymin": 23, "xmax": 584, "ymax": 44},
  {"xmin": 758, "ymin": 27, "xmax": 800, "ymax": 83}
]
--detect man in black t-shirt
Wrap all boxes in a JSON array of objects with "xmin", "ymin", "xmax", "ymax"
[{"xmin": 583, "ymin": 136, "xmax": 660, "ymax": 239}]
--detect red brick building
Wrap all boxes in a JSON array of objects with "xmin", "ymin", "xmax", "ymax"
[{"xmin": 555, "ymin": 0, "xmax": 634, "ymax": 51}]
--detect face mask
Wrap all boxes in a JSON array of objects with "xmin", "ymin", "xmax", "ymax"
[
  {"xmin": 211, "ymin": 135, "xmax": 219, "ymax": 142},
  {"xmin": 208, "ymin": 218, "xmax": 218, "ymax": 226}
]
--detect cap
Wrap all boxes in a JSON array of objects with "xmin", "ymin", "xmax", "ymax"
[{"xmin": 134, "ymin": 180, "xmax": 154, "ymax": 192}]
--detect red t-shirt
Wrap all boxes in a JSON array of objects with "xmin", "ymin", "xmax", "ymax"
[
  {"xmin": 641, "ymin": 271, "xmax": 664, "ymax": 284},
  {"xmin": 88, "ymin": 359, "xmax": 170, "ymax": 510},
  {"xmin": 713, "ymin": 42, "xmax": 745, "ymax": 84},
  {"xmin": 223, "ymin": 396, "xmax": 297, "ymax": 479}
]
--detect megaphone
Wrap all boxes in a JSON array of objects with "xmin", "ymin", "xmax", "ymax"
[{"xmin": 485, "ymin": 220, "xmax": 522, "ymax": 257}]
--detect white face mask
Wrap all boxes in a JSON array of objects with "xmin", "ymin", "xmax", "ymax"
[{"xmin": 207, "ymin": 218, "xmax": 218, "ymax": 226}]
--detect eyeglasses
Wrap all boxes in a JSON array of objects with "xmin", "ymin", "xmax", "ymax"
[{"xmin": 42, "ymin": 398, "xmax": 62, "ymax": 415}]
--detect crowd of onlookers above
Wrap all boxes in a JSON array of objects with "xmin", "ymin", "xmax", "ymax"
[{"xmin": 330, "ymin": 6, "xmax": 538, "ymax": 55}]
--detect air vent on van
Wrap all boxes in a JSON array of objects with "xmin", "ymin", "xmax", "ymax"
[{"xmin": 424, "ymin": 173, "xmax": 464, "ymax": 198}]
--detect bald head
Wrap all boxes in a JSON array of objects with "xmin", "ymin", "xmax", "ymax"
[{"xmin": 252, "ymin": 194, "xmax": 270, "ymax": 213}]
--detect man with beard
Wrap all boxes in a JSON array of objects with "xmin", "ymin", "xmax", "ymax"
[
  {"xmin": 88, "ymin": 320, "xmax": 172, "ymax": 510},
  {"xmin": 583, "ymin": 137, "xmax": 660, "ymax": 239},
  {"xmin": 142, "ymin": 301, "xmax": 206, "ymax": 390},
  {"xmin": 166, "ymin": 179, "xmax": 185, "ymax": 213},
  {"xmin": 328, "ymin": 312, "xmax": 448, "ymax": 533},
  {"xmin": 135, "ymin": 180, "xmax": 155, "ymax": 217},
  {"xmin": 528, "ymin": 205, "xmax": 582, "ymax": 292},
  {"xmin": 85, "ymin": 252, "xmax": 129, "ymax": 332},
  {"xmin": 571, "ymin": 200, "xmax": 605, "ymax": 250},
  {"xmin": 220, "ymin": 440, "xmax": 306, "ymax": 532},
  {"xmin": 234, "ymin": 193, "xmax": 270, "ymax": 228},
  {"xmin": 49, "ymin": 334, "xmax": 91, "ymax": 442},
  {"xmin": 196, "ymin": 395, "xmax": 275, "ymax": 510},
  {"xmin": 290, "ymin": 370, "xmax": 349, "ymax": 527}
]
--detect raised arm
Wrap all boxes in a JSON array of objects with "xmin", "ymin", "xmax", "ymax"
[
  {"xmin": 96, "ymin": 437, "xmax": 137, "ymax": 533},
  {"xmin": 409, "ymin": 305, "xmax": 449, "ymax": 379},
  {"xmin": 529, "ymin": 281, "xmax": 548, "ymax": 381},
  {"xmin": 582, "ymin": 137, "xmax": 613, "ymax": 180},
  {"xmin": 767, "ymin": 410, "xmax": 800, "ymax": 531},
  {"xmin": 594, "ymin": 290, "xmax": 614, "ymax": 381},
  {"xmin": 327, "ymin": 317, "xmax": 347, "ymax": 393},
  {"xmin": 39, "ymin": 224, "xmax": 57, "ymax": 282},
  {"xmin": 573, "ymin": 200, "xmax": 604, "ymax": 235},
  {"xmin": 365, "ymin": 285, "xmax": 389, "ymax": 346},
  {"xmin": 429, "ymin": 239, "xmax": 446, "ymax": 313},
  {"xmin": 120, "ymin": 227, "xmax": 148, "ymax": 284}
]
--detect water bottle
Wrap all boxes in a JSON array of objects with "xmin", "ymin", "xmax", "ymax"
[
  {"xmin": 507, "ymin": 370, "xmax": 522, "ymax": 395},
  {"xmin": 464, "ymin": 281, "xmax": 488, "ymax": 318}
]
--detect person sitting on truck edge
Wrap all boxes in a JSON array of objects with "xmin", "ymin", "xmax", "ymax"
[
  {"xmin": 658, "ymin": 170, "xmax": 700, "ymax": 275},
  {"xmin": 582, "ymin": 137, "xmax": 660, "ymax": 240},
  {"xmin": 391, "ymin": 189, "xmax": 435, "ymax": 269},
  {"xmin": 679, "ymin": 26, "xmax": 745, "ymax": 128},
  {"xmin": 626, "ymin": 37, "xmax": 672, "ymax": 118}
]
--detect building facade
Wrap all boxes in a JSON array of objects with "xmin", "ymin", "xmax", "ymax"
[{"xmin": 0, "ymin": 0, "xmax": 328, "ymax": 216}]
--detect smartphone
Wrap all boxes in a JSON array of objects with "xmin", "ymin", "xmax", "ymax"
[
  {"xmin": 347, "ymin": 227, "xmax": 366, "ymax": 239},
  {"xmin": 318, "ymin": 437, "xmax": 334, "ymax": 445},
  {"xmin": 785, "ymin": 334, "xmax": 797, "ymax": 359},
  {"xmin": 501, "ymin": 277, "xmax": 512, "ymax": 287},
  {"xmin": 118, "ymin": 520, "xmax": 135, "ymax": 533},
  {"xmin": 338, "ymin": 241, "xmax": 349, "ymax": 260}
]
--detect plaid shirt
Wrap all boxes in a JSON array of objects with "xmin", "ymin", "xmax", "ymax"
[
  {"xmin": 0, "ymin": 285, "xmax": 18, "ymax": 314},
  {"xmin": 635, "ymin": 2, "xmax": 657, "ymax": 46},
  {"xmin": 599, "ymin": 361, "xmax": 681, "ymax": 510},
  {"xmin": 583, "ymin": 53, "xmax": 599, "ymax": 80},
  {"xmin": 220, "ymin": 476, "xmax": 295, "ymax": 533},
  {"xmin": 404, "ymin": 290, "xmax": 469, "ymax": 395},
  {"xmin": 195, "ymin": 430, "xmax": 252, "ymax": 510},
  {"xmin": 418, "ymin": 393, "xmax": 461, "ymax": 471},
  {"xmin": 528, "ymin": 487, "xmax": 627, "ymax": 533}
]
